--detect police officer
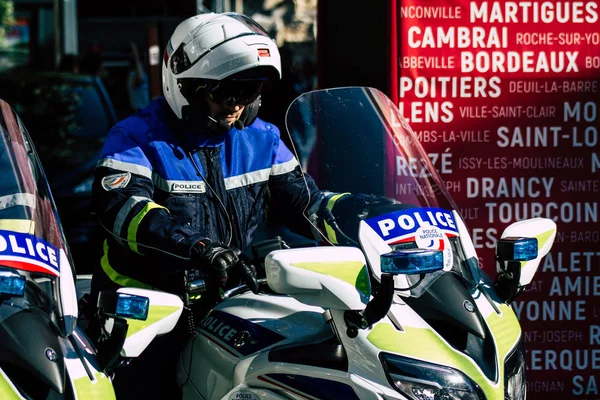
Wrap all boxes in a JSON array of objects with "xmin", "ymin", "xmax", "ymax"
[
  {"xmin": 91, "ymin": 13, "xmax": 307, "ymax": 300},
  {"xmin": 89, "ymin": 12, "xmax": 393, "ymax": 398}
]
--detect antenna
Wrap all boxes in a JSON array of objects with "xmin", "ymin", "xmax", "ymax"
[{"xmin": 197, "ymin": 2, "xmax": 212, "ymax": 14}]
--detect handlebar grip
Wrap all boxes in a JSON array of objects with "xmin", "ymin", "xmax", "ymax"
[{"xmin": 238, "ymin": 259, "xmax": 259, "ymax": 294}]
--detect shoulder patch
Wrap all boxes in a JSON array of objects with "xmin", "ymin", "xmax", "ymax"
[{"xmin": 101, "ymin": 172, "xmax": 132, "ymax": 191}]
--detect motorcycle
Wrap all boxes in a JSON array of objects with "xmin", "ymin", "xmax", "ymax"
[
  {"xmin": 176, "ymin": 87, "xmax": 557, "ymax": 400},
  {"xmin": 0, "ymin": 98, "xmax": 183, "ymax": 399}
]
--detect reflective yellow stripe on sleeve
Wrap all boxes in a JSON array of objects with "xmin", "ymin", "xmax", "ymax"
[
  {"xmin": 324, "ymin": 193, "xmax": 350, "ymax": 244},
  {"xmin": 101, "ymin": 241, "xmax": 154, "ymax": 290},
  {"xmin": 127, "ymin": 201, "xmax": 166, "ymax": 254}
]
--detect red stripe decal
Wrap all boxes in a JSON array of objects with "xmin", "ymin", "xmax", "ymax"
[{"xmin": 0, "ymin": 260, "xmax": 59, "ymax": 276}]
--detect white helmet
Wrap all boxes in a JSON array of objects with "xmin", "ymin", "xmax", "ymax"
[{"xmin": 162, "ymin": 12, "xmax": 282, "ymax": 119}]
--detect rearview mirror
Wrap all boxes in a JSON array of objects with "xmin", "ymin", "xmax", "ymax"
[
  {"xmin": 266, "ymin": 246, "xmax": 371, "ymax": 310},
  {"xmin": 499, "ymin": 218, "xmax": 557, "ymax": 286},
  {"xmin": 494, "ymin": 218, "xmax": 557, "ymax": 304},
  {"xmin": 95, "ymin": 288, "xmax": 183, "ymax": 373}
]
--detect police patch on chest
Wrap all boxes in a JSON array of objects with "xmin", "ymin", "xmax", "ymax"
[{"xmin": 101, "ymin": 172, "xmax": 131, "ymax": 191}]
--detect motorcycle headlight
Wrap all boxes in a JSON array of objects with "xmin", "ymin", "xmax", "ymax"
[
  {"xmin": 504, "ymin": 339, "xmax": 526, "ymax": 400},
  {"xmin": 380, "ymin": 353, "xmax": 486, "ymax": 400}
]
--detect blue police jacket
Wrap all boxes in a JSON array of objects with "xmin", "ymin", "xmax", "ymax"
[{"xmin": 91, "ymin": 97, "xmax": 324, "ymax": 292}]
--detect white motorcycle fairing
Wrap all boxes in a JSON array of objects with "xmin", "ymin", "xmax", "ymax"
[
  {"xmin": 176, "ymin": 87, "xmax": 555, "ymax": 400},
  {"xmin": 178, "ymin": 247, "xmax": 527, "ymax": 400},
  {"xmin": 0, "ymin": 98, "xmax": 184, "ymax": 399}
]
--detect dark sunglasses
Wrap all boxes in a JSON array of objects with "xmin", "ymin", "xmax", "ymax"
[
  {"xmin": 207, "ymin": 80, "xmax": 264, "ymax": 107},
  {"xmin": 181, "ymin": 79, "xmax": 263, "ymax": 107}
]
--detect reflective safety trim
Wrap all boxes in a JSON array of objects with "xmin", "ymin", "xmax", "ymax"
[
  {"xmin": 536, "ymin": 229, "xmax": 555, "ymax": 250},
  {"xmin": 0, "ymin": 193, "xmax": 36, "ymax": 210},
  {"xmin": 100, "ymin": 241, "xmax": 153, "ymax": 290},
  {"xmin": 271, "ymin": 158, "xmax": 299, "ymax": 176},
  {"xmin": 153, "ymin": 174, "xmax": 206, "ymax": 193},
  {"xmin": 290, "ymin": 261, "xmax": 371, "ymax": 298},
  {"xmin": 225, "ymin": 168, "xmax": 270, "ymax": 189},
  {"xmin": 0, "ymin": 219, "xmax": 35, "ymax": 234},
  {"xmin": 72, "ymin": 372, "xmax": 116, "ymax": 400},
  {"xmin": 0, "ymin": 367, "xmax": 24, "ymax": 399},
  {"xmin": 113, "ymin": 196, "xmax": 150, "ymax": 239},
  {"xmin": 368, "ymin": 303, "xmax": 520, "ymax": 400},
  {"xmin": 324, "ymin": 193, "xmax": 350, "ymax": 244},
  {"xmin": 126, "ymin": 305, "xmax": 181, "ymax": 338},
  {"xmin": 97, "ymin": 158, "xmax": 152, "ymax": 179},
  {"xmin": 127, "ymin": 202, "xmax": 167, "ymax": 254}
]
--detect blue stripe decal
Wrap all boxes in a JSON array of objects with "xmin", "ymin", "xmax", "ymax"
[
  {"xmin": 198, "ymin": 310, "xmax": 285, "ymax": 357},
  {"xmin": 264, "ymin": 374, "xmax": 360, "ymax": 400}
]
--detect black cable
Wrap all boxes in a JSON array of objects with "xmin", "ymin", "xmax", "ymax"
[
  {"xmin": 99, "ymin": 220, "xmax": 191, "ymax": 260},
  {"xmin": 394, "ymin": 273, "xmax": 426, "ymax": 291},
  {"xmin": 322, "ymin": 208, "xmax": 360, "ymax": 247},
  {"xmin": 178, "ymin": 307, "xmax": 198, "ymax": 390},
  {"xmin": 188, "ymin": 150, "xmax": 234, "ymax": 247},
  {"xmin": 179, "ymin": 335, "xmax": 197, "ymax": 388}
]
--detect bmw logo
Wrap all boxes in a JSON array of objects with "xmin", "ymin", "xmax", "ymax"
[
  {"xmin": 45, "ymin": 348, "xmax": 58, "ymax": 362},
  {"xmin": 232, "ymin": 331, "xmax": 251, "ymax": 348},
  {"xmin": 463, "ymin": 300, "xmax": 475, "ymax": 313}
]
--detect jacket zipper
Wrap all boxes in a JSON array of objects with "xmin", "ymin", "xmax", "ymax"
[{"xmin": 202, "ymin": 147, "xmax": 231, "ymax": 245}]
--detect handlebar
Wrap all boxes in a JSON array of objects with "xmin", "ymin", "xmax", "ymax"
[
  {"xmin": 238, "ymin": 258, "xmax": 260, "ymax": 294},
  {"xmin": 186, "ymin": 276, "xmax": 207, "ymax": 296},
  {"xmin": 223, "ymin": 278, "xmax": 267, "ymax": 300},
  {"xmin": 184, "ymin": 257, "xmax": 260, "ymax": 303}
]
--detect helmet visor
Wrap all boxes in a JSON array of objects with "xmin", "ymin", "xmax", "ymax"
[
  {"xmin": 208, "ymin": 80, "xmax": 263, "ymax": 106},
  {"xmin": 181, "ymin": 78, "xmax": 263, "ymax": 107}
]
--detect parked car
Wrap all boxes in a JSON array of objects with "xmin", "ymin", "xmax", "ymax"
[{"xmin": 0, "ymin": 71, "xmax": 118, "ymax": 273}]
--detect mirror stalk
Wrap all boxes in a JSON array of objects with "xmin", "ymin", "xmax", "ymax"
[
  {"xmin": 96, "ymin": 318, "xmax": 129, "ymax": 374},
  {"xmin": 494, "ymin": 261, "xmax": 524, "ymax": 304},
  {"xmin": 345, "ymin": 274, "xmax": 395, "ymax": 338}
]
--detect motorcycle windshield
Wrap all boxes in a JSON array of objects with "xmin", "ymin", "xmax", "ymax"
[
  {"xmin": 285, "ymin": 87, "xmax": 469, "ymax": 296},
  {"xmin": 0, "ymin": 100, "xmax": 68, "ymax": 325}
]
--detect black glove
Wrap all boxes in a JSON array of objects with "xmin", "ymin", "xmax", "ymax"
[
  {"xmin": 191, "ymin": 239, "xmax": 240, "ymax": 288},
  {"xmin": 328, "ymin": 193, "xmax": 400, "ymax": 220}
]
